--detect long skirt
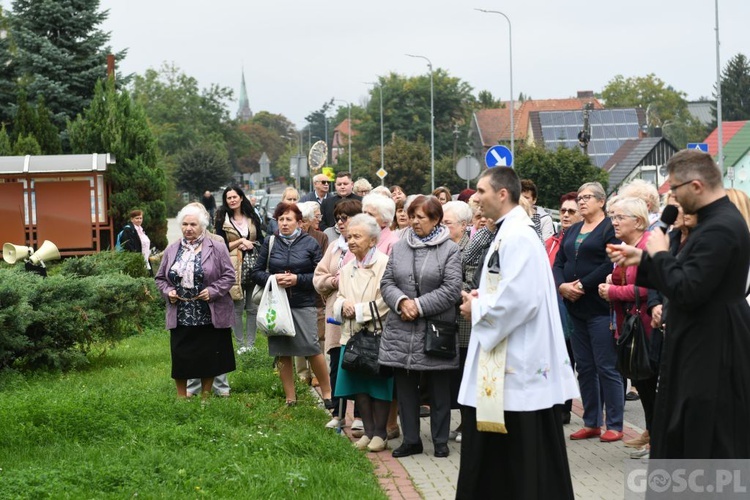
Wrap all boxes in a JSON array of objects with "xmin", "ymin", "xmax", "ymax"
[
  {"xmin": 267, "ymin": 307, "xmax": 321, "ymax": 357},
  {"xmin": 456, "ymin": 406, "xmax": 574, "ymax": 500},
  {"xmin": 170, "ymin": 325, "xmax": 236, "ymax": 379}
]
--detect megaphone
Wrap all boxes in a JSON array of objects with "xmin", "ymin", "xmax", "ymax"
[
  {"xmin": 29, "ymin": 240, "xmax": 61, "ymax": 266},
  {"xmin": 3, "ymin": 243, "xmax": 34, "ymax": 264}
]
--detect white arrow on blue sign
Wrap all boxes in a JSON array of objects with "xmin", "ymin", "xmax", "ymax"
[
  {"xmin": 687, "ymin": 143, "xmax": 709, "ymax": 153},
  {"xmin": 485, "ymin": 145, "xmax": 513, "ymax": 168}
]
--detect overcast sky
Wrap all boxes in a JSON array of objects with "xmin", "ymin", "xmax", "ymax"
[{"xmin": 7, "ymin": 1, "xmax": 749, "ymax": 128}]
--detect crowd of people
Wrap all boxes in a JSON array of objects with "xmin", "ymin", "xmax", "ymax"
[{"xmin": 144, "ymin": 150, "xmax": 750, "ymax": 497}]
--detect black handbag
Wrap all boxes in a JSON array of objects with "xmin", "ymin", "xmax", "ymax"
[
  {"xmin": 412, "ymin": 257, "xmax": 457, "ymax": 359},
  {"xmin": 424, "ymin": 318, "xmax": 458, "ymax": 359},
  {"xmin": 240, "ymin": 247, "xmax": 258, "ymax": 288},
  {"xmin": 615, "ymin": 286, "xmax": 654, "ymax": 381},
  {"xmin": 342, "ymin": 302, "xmax": 386, "ymax": 377}
]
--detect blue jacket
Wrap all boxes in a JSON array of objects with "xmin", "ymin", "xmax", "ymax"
[
  {"xmin": 251, "ymin": 231, "xmax": 323, "ymax": 309},
  {"xmin": 552, "ymin": 217, "xmax": 619, "ymax": 319}
]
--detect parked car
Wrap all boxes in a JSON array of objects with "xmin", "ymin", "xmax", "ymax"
[{"xmin": 259, "ymin": 193, "xmax": 283, "ymax": 224}]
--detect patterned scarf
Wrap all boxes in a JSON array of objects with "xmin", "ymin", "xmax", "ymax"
[
  {"xmin": 415, "ymin": 224, "xmax": 442, "ymax": 243},
  {"xmin": 354, "ymin": 247, "xmax": 377, "ymax": 268},
  {"xmin": 170, "ymin": 234, "xmax": 205, "ymax": 289},
  {"xmin": 278, "ymin": 227, "xmax": 301, "ymax": 243}
]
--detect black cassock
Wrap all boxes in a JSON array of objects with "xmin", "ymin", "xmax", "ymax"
[{"xmin": 637, "ymin": 196, "xmax": 750, "ymax": 459}]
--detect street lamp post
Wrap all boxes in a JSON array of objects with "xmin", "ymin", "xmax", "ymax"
[
  {"xmin": 476, "ymin": 8, "xmax": 514, "ymax": 162},
  {"xmin": 715, "ymin": 0, "xmax": 724, "ymax": 176},
  {"xmin": 365, "ymin": 81, "xmax": 385, "ymax": 175},
  {"xmin": 406, "ymin": 53, "xmax": 435, "ymax": 191},
  {"xmin": 334, "ymin": 99, "xmax": 352, "ymax": 174}
]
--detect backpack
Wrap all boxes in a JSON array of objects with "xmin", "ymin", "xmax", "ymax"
[{"xmin": 115, "ymin": 229, "xmax": 125, "ymax": 252}]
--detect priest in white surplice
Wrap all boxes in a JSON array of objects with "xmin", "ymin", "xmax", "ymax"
[{"xmin": 456, "ymin": 167, "xmax": 579, "ymax": 500}]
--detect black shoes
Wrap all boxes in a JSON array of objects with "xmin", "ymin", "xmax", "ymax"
[
  {"xmin": 434, "ymin": 443, "xmax": 449, "ymax": 458},
  {"xmin": 392, "ymin": 443, "xmax": 424, "ymax": 458},
  {"xmin": 323, "ymin": 398, "xmax": 335, "ymax": 410},
  {"xmin": 625, "ymin": 391, "xmax": 640, "ymax": 401}
]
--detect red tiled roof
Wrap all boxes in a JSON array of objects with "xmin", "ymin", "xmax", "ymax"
[
  {"xmin": 474, "ymin": 97, "xmax": 604, "ymax": 147},
  {"xmin": 704, "ymin": 121, "xmax": 748, "ymax": 157}
]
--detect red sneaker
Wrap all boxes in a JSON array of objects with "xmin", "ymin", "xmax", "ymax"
[
  {"xmin": 570, "ymin": 427, "xmax": 602, "ymax": 440},
  {"xmin": 600, "ymin": 430, "xmax": 624, "ymax": 442}
]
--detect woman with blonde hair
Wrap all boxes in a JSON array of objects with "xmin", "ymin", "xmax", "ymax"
[{"xmin": 727, "ymin": 188, "xmax": 750, "ymax": 230}]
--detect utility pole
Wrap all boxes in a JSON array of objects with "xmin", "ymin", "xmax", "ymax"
[{"xmin": 578, "ymin": 102, "xmax": 593, "ymax": 157}]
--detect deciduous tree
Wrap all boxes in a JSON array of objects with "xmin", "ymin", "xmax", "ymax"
[
  {"xmin": 175, "ymin": 145, "xmax": 233, "ymax": 199},
  {"xmin": 515, "ymin": 144, "xmax": 608, "ymax": 209}
]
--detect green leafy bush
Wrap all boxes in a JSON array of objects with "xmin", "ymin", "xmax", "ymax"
[{"xmin": 0, "ymin": 253, "xmax": 162, "ymax": 372}]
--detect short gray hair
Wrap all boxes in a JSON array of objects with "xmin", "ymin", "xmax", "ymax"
[
  {"xmin": 298, "ymin": 201, "xmax": 317, "ymax": 221},
  {"xmin": 176, "ymin": 204, "xmax": 209, "ymax": 229},
  {"xmin": 362, "ymin": 193, "xmax": 396, "ymax": 223},
  {"xmin": 578, "ymin": 182, "xmax": 606, "ymax": 201},
  {"xmin": 347, "ymin": 213, "xmax": 381, "ymax": 242},
  {"xmin": 442, "ymin": 200, "xmax": 473, "ymax": 224},
  {"xmin": 353, "ymin": 178, "xmax": 373, "ymax": 193}
]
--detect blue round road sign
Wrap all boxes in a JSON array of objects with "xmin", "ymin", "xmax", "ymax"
[{"xmin": 485, "ymin": 145, "xmax": 513, "ymax": 168}]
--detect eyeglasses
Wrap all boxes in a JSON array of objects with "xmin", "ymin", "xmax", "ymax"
[
  {"xmin": 559, "ymin": 208, "xmax": 578, "ymax": 215},
  {"xmin": 576, "ymin": 194, "xmax": 596, "ymax": 203},
  {"xmin": 335, "ymin": 214, "xmax": 349, "ymax": 223},
  {"xmin": 669, "ymin": 179, "xmax": 698, "ymax": 192},
  {"xmin": 610, "ymin": 214, "xmax": 636, "ymax": 222},
  {"xmin": 317, "ymin": 180, "xmax": 329, "ymax": 185}
]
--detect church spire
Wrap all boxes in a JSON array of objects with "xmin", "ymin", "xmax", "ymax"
[{"xmin": 237, "ymin": 69, "xmax": 253, "ymax": 122}]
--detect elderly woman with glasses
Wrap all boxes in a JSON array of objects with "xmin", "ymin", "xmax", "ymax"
[
  {"xmin": 314, "ymin": 199, "xmax": 364, "ymax": 427},
  {"xmin": 553, "ymin": 182, "xmax": 624, "ymax": 443},
  {"xmin": 361, "ymin": 194, "xmax": 399, "ymax": 255},
  {"xmin": 155, "ymin": 204, "xmax": 236, "ymax": 399}
]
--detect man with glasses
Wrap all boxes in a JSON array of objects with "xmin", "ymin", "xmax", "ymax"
[
  {"xmin": 319, "ymin": 172, "xmax": 362, "ymax": 230},
  {"xmin": 300, "ymin": 174, "xmax": 331, "ymax": 205},
  {"xmin": 610, "ymin": 149, "xmax": 750, "ymax": 459}
]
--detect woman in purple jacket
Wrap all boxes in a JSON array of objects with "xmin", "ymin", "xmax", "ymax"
[{"xmin": 156, "ymin": 204, "xmax": 236, "ymax": 399}]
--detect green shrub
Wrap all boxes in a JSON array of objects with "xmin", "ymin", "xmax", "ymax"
[{"xmin": 0, "ymin": 257, "xmax": 162, "ymax": 372}]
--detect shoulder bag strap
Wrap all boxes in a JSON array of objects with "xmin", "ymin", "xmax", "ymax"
[
  {"xmin": 369, "ymin": 300, "xmax": 384, "ymax": 334},
  {"xmin": 265, "ymin": 235, "xmax": 275, "ymax": 272},
  {"xmin": 633, "ymin": 284, "xmax": 641, "ymax": 313}
]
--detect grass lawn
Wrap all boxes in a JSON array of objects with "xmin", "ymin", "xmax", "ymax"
[{"xmin": 0, "ymin": 328, "xmax": 387, "ymax": 499}]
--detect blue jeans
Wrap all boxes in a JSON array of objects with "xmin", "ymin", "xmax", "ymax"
[{"xmin": 570, "ymin": 315, "xmax": 623, "ymax": 431}]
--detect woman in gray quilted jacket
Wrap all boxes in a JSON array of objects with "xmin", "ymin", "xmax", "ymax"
[{"xmin": 379, "ymin": 195, "xmax": 462, "ymax": 459}]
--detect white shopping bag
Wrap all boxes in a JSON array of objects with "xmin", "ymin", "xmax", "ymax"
[{"xmin": 256, "ymin": 275, "xmax": 296, "ymax": 337}]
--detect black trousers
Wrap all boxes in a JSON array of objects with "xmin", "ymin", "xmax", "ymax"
[
  {"xmin": 456, "ymin": 406, "xmax": 574, "ymax": 500},
  {"xmin": 633, "ymin": 375, "xmax": 658, "ymax": 433},
  {"xmin": 394, "ymin": 368, "xmax": 452, "ymax": 445}
]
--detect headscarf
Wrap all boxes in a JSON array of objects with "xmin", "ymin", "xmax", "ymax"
[{"xmin": 170, "ymin": 234, "xmax": 205, "ymax": 289}]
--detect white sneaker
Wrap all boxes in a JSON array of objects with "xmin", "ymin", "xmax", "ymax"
[
  {"xmin": 236, "ymin": 347, "xmax": 246, "ymax": 355},
  {"xmin": 325, "ymin": 417, "xmax": 344, "ymax": 429},
  {"xmin": 351, "ymin": 419, "xmax": 364, "ymax": 431},
  {"xmin": 455, "ymin": 432, "xmax": 462, "ymax": 443},
  {"xmin": 630, "ymin": 446, "xmax": 650, "ymax": 459}
]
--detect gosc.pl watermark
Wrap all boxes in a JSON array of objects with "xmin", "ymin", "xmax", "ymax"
[{"xmin": 625, "ymin": 460, "xmax": 750, "ymax": 499}]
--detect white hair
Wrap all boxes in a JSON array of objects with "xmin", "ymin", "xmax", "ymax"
[
  {"xmin": 298, "ymin": 201, "xmax": 317, "ymax": 221},
  {"xmin": 371, "ymin": 186, "xmax": 391, "ymax": 197},
  {"xmin": 353, "ymin": 178, "xmax": 373, "ymax": 193},
  {"xmin": 442, "ymin": 200, "xmax": 473, "ymax": 224},
  {"xmin": 362, "ymin": 193, "xmax": 396, "ymax": 224},
  {"xmin": 347, "ymin": 213, "xmax": 381, "ymax": 242},
  {"xmin": 404, "ymin": 194, "xmax": 419, "ymax": 213},
  {"xmin": 611, "ymin": 197, "xmax": 650, "ymax": 230},
  {"xmin": 176, "ymin": 204, "xmax": 209, "ymax": 229},
  {"xmin": 619, "ymin": 179, "xmax": 660, "ymax": 214}
]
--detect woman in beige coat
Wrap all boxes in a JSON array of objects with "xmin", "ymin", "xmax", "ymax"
[
  {"xmin": 214, "ymin": 186, "xmax": 264, "ymax": 353},
  {"xmin": 332, "ymin": 214, "xmax": 392, "ymax": 451},
  {"xmin": 313, "ymin": 199, "xmax": 362, "ymax": 428}
]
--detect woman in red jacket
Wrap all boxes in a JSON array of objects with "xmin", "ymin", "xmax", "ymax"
[{"xmin": 598, "ymin": 196, "xmax": 654, "ymax": 455}]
